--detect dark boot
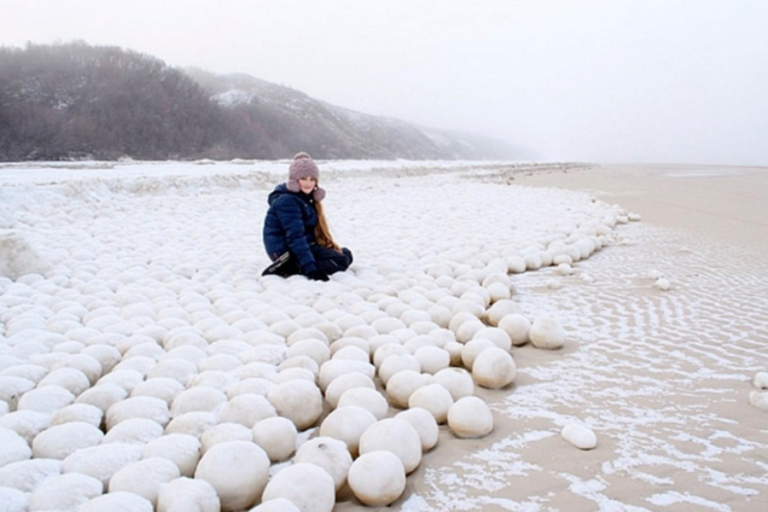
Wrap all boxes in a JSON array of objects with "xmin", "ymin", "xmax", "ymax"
[{"xmin": 262, "ymin": 252, "xmax": 301, "ymax": 277}]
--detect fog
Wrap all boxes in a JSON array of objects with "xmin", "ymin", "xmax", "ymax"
[{"xmin": 3, "ymin": 0, "xmax": 767, "ymax": 165}]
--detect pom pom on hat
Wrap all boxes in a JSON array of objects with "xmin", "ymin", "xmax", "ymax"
[{"xmin": 287, "ymin": 152, "xmax": 325, "ymax": 201}]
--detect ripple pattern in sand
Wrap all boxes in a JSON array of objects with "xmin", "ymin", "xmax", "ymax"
[{"xmin": 412, "ymin": 223, "xmax": 768, "ymax": 512}]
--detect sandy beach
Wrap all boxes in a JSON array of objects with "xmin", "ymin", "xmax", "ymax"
[
  {"xmin": 389, "ymin": 164, "xmax": 768, "ymax": 512},
  {"xmin": 1, "ymin": 161, "xmax": 767, "ymax": 512}
]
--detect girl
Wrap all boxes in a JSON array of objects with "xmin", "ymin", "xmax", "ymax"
[{"xmin": 262, "ymin": 152, "xmax": 353, "ymax": 281}]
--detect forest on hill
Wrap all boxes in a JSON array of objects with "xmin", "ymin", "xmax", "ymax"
[{"xmin": 0, "ymin": 42, "xmax": 521, "ymax": 162}]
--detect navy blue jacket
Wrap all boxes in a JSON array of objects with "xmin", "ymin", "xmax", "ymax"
[{"xmin": 262, "ymin": 183, "xmax": 319, "ymax": 273}]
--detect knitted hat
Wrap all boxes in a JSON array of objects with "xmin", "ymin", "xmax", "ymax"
[{"xmin": 287, "ymin": 152, "xmax": 326, "ymax": 201}]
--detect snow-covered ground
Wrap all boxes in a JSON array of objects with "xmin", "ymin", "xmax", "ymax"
[{"xmin": 1, "ymin": 160, "xmax": 766, "ymax": 512}]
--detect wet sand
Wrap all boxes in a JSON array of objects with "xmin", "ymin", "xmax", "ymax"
[{"xmin": 362, "ymin": 163, "xmax": 768, "ymax": 512}]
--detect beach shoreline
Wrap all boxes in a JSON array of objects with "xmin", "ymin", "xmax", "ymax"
[
  {"xmin": 515, "ymin": 163, "xmax": 768, "ymax": 249},
  {"xmin": 2, "ymin": 161, "xmax": 767, "ymax": 512},
  {"xmin": 383, "ymin": 163, "xmax": 768, "ymax": 512}
]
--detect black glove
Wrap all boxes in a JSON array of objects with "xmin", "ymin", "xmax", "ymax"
[{"xmin": 305, "ymin": 269, "xmax": 329, "ymax": 281}]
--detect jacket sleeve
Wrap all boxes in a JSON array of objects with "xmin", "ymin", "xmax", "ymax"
[{"xmin": 271, "ymin": 195, "xmax": 317, "ymax": 273}]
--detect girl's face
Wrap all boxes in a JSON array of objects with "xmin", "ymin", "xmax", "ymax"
[{"xmin": 299, "ymin": 176, "xmax": 316, "ymax": 195}]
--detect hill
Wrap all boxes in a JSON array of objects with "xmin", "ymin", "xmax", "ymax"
[{"xmin": 0, "ymin": 42, "xmax": 524, "ymax": 162}]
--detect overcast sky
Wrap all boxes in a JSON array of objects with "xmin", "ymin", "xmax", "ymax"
[{"xmin": 3, "ymin": 0, "xmax": 768, "ymax": 165}]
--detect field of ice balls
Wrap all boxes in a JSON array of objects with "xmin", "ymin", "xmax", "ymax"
[{"xmin": 0, "ymin": 160, "xmax": 637, "ymax": 511}]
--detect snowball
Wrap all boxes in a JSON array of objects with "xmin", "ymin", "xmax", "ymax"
[
  {"xmin": 427, "ymin": 304, "xmax": 452, "ymax": 327},
  {"xmin": 484, "ymin": 300, "xmax": 522, "ymax": 327},
  {"xmin": 286, "ymin": 327, "xmax": 329, "ymax": 345},
  {"xmin": 146, "ymin": 359, "xmax": 198, "ymax": 385},
  {"xmin": 529, "ymin": 316, "xmax": 566, "ymax": 349},
  {"xmin": 0, "ymin": 409, "xmax": 51, "ymax": 444},
  {"xmin": 27, "ymin": 472, "xmax": 102, "ymax": 511},
  {"xmin": 0, "ymin": 427, "xmax": 31, "ymax": 466},
  {"xmin": 81, "ymin": 344, "xmax": 122, "ymax": 374},
  {"xmin": 371, "ymin": 316, "xmax": 407, "ymax": 334},
  {"xmin": 261, "ymin": 462, "xmax": 336, "ymax": 512},
  {"xmin": 109, "ymin": 457, "xmax": 181, "ymax": 506},
  {"xmin": 75, "ymin": 382, "xmax": 128, "ymax": 413},
  {"xmin": 194, "ymin": 440, "xmax": 270, "ymax": 511},
  {"xmin": 561, "ymin": 423, "xmax": 598, "ymax": 449},
  {"xmin": 164, "ymin": 411, "xmax": 218, "ymax": 438},
  {"xmin": 754, "ymin": 372, "xmax": 768, "ymax": 389},
  {"xmin": 0, "ymin": 458, "xmax": 62, "ymax": 492},
  {"xmin": 267, "ymin": 378, "xmax": 323, "ymax": 430},
  {"xmin": 199, "ymin": 423, "xmax": 251, "ymax": 455},
  {"xmin": 378, "ymin": 354, "xmax": 421, "ymax": 385},
  {"xmin": 472, "ymin": 347, "xmax": 517, "ymax": 389},
  {"xmin": 197, "ymin": 354, "xmax": 241, "ymax": 373},
  {"xmin": 219, "ymin": 393, "xmax": 276, "ymax": 428},
  {"xmin": 460, "ymin": 338, "xmax": 495, "ymax": 371},
  {"xmin": 385, "ymin": 370, "xmax": 429, "ymax": 409},
  {"xmin": 294, "ymin": 436, "xmax": 353, "ymax": 492},
  {"xmin": 252, "ymin": 416, "xmax": 297, "ymax": 462},
  {"xmin": 278, "ymin": 354, "xmax": 319, "ymax": 376},
  {"xmin": 447, "ymin": 396, "xmax": 494, "ymax": 438},
  {"xmin": 103, "ymin": 417, "xmax": 164, "ymax": 444},
  {"xmin": 241, "ymin": 345, "xmax": 285, "ymax": 366},
  {"xmin": 106, "ymin": 396, "xmax": 170, "ymax": 430},
  {"xmin": 234, "ymin": 361, "xmax": 278, "ymax": 380},
  {"xmin": 498, "ymin": 313, "xmax": 531, "ymax": 346},
  {"xmin": 285, "ymin": 339, "xmax": 331, "ymax": 367},
  {"xmin": 359, "ymin": 418, "xmax": 422, "ymax": 474},
  {"xmin": 131, "ymin": 377, "xmax": 186, "ymax": 405},
  {"xmin": 188, "ymin": 369, "xmax": 239, "ymax": 391},
  {"xmin": 50, "ymin": 402, "xmax": 103, "ymax": 427},
  {"xmin": 454, "ymin": 318, "xmax": 485, "ymax": 343},
  {"xmin": 17, "ymin": 385, "xmax": 75, "ymax": 413},
  {"xmin": 96, "ymin": 369, "xmax": 145, "ymax": 393},
  {"xmin": 431, "ymin": 367, "xmax": 475, "ymax": 400},
  {"xmin": 53, "ymin": 354, "xmax": 102, "ymax": 385},
  {"xmin": 170, "ymin": 387, "xmax": 228, "ymax": 416},
  {"xmin": 407, "ymin": 383, "xmax": 454, "ymax": 424},
  {"xmin": 324, "ymin": 372, "xmax": 375, "ymax": 409},
  {"xmin": 347, "ymin": 450, "xmax": 406, "ymax": 506},
  {"xmin": 78, "ymin": 490, "xmax": 154, "ymax": 512},
  {"xmin": 486, "ymin": 281, "xmax": 511, "ymax": 302},
  {"xmin": 157, "ymin": 477, "xmax": 220, "ymax": 512},
  {"xmin": 451, "ymin": 299, "xmax": 484, "ymax": 319},
  {"xmin": 337, "ymin": 387, "xmax": 389, "ymax": 420},
  {"xmin": 1, "ymin": 364, "xmax": 47, "ymax": 384},
  {"xmin": 317, "ymin": 359, "xmax": 375, "ymax": 391},
  {"xmin": 226, "ymin": 377, "xmax": 274, "ymax": 398},
  {"xmin": 472, "ymin": 327, "xmax": 512, "ymax": 351},
  {"xmin": 506, "ymin": 255, "xmax": 527, "ymax": 274},
  {"xmin": 0, "ymin": 486, "xmax": 28, "ymax": 512},
  {"xmin": 447, "ymin": 311, "xmax": 478, "ymax": 334},
  {"xmin": 372, "ymin": 342, "xmax": 409, "ymax": 368},
  {"xmin": 413, "ymin": 345, "xmax": 450, "ymax": 374},
  {"xmin": 32, "ymin": 421, "xmax": 104, "ymax": 459},
  {"xmin": 142, "ymin": 433, "xmax": 201, "ymax": 477},
  {"xmin": 395, "ymin": 407, "xmax": 439, "ymax": 451},
  {"xmin": 331, "ymin": 344, "xmax": 370, "ymax": 363},
  {"xmin": 319, "ymin": 405, "xmax": 377, "ymax": 456},
  {"xmin": 0, "ymin": 376, "xmax": 35, "ymax": 411},
  {"xmin": 62, "ymin": 443, "xmax": 143, "ymax": 488}
]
